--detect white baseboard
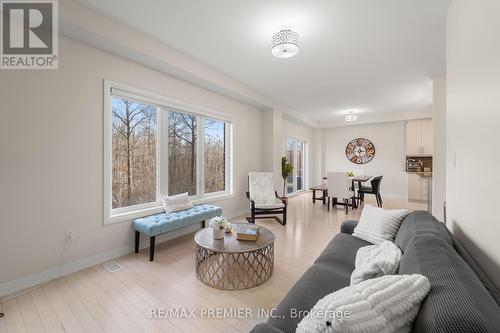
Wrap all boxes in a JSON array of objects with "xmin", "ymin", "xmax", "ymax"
[
  {"xmin": 0, "ymin": 245, "xmax": 132, "ymax": 298},
  {"xmin": 0, "ymin": 208, "xmax": 251, "ymax": 298}
]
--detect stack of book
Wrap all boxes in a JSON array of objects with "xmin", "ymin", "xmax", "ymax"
[{"xmin": 237, "ymin": 225, "xmax": 259, "ymax": 241}]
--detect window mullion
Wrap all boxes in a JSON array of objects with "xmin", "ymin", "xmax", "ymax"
[
  {"xmin": 159, "ymin": 108, "xmax": 169, "ymax": 198},
  {"xmin": 225, "ymin": 123, "xmax": 230, "ymax": 193},
  {"xmin": 197, "ymin": 116, "xmax": 205, "ymax": 197}
]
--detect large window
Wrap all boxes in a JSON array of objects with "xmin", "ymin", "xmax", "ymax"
[
  {"xmin": 111, "ymin": 98, "xmax": 158, "ymax": 209},
  {"xmin": 204, "ymin": 119, "xmax": 226, "ymax": 194},
  {"xmin": 168, "ymin": 111, "xmax": 197, "ymax": 196},
  {"xmin": 104, "ymin": 82, "xmax": 233, "ymax": 223}
]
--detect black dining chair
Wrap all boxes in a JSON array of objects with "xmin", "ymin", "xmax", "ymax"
[{"xmin": 358, "ymin": 176, "xmax": 383, "ymax": 207}]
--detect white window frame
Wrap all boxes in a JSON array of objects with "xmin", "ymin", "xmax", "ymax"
[
  {"xmin": 104, "ymin": 80, "xmax": 234, "ymax": 224},
  {"xmin": 285, "ymin": 135, "xmax": 308, "ymax": 196}
]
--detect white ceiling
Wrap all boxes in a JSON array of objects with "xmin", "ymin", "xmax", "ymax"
[{"xmin": 73, "ymin": 0, "xmax": 449, "ymax": 124}]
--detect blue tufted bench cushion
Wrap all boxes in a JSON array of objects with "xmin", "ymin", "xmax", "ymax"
[{"xmin": 133, "ymin": 204, "xmax": 222, "ymax": 237}]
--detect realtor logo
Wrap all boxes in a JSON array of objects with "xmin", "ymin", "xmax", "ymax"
[{"xmin": 1, "ymin": 0, "xmax": 58, "ymax": 69}]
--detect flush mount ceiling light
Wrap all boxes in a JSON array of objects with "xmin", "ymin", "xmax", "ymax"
[
  {"xmin": 271, "ymin": 27, "xmax": 300, "ymax": 58},
  {"xmin": 345, "ymin": 111, "xmax": 359, "ymax": 122}
]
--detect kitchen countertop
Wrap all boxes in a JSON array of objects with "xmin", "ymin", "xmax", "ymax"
[{"xmin": 406, "ymin": 171, "xmax": 432, "ymax": 177}]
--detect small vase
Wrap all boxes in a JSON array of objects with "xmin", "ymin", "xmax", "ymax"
[{"xmin": 213, "ymin": 228, "xmax": 225, "ymax": 240}]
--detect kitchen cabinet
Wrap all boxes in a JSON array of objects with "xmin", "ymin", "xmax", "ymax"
[
  {"xmin": 421, "ymin": 119, "xmax": 433, "ymax": 154},
  {"xmin": 408, "ymin": 173, "xmax": 430, "ymax": 201},
  {"xmin": 421, "ymin": 178, "xmax": 430, "ymax": 201},
  {"xmin": 406, "ymin": 119, "xmax": 433, "ymax": 155},
  {"xmin": 408, "ymin": 174, "xmax": 422, "ymax": 200}
]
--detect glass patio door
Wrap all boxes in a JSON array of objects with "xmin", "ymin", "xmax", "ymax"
[{"xmin": 286, "ymin": 138, "xmax": 306, "ymax": 195}]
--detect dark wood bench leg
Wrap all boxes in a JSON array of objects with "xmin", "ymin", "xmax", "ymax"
[
  {"xmin": 149, "ymin": 236, "xmax": 156, "ymax": 262},
  {"xmin": 201, "ymin": 220, "xmax": 206, "ymax": 228},
  {"xmin": 134, "ymin": 231, "xmax": 140, "ymax": 253}
]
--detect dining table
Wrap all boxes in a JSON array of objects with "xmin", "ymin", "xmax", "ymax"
[{"xmin": 322, "ymin": 175, "xmax": 372, "ymax": 209}]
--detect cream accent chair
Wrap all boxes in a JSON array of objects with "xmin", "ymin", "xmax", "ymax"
[
  {"xmin": 246, "ymin": 172, "xmax": 287, "ymax": 225},
  {"xmin": 327, "ymin": 172, "xmax": 355, "ymax": 214}
]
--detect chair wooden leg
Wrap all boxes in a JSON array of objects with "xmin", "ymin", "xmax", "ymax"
[
  {"xmin": 282, "ymin": 207, "xmax": 287, "ymax": 225},
  {"xmin": 134, "ymin": 231, "xmax": 140, "ymax": 253},
  {"xmin": 149, "ymin": 236, "xmax": 156, "ymax": 262},
  {"xmin": 251, "ymin": 209, "xmax": 256, "ymax": 223},
  {"xmin": 344, "ymin": 199, "xmax": 348, "ymax": 214},
  {"xmin": 327, "ymin": 197, "xmax": 330, "ymax": 211}
]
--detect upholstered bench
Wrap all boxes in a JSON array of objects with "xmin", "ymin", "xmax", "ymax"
[{"xmin": 133, "ymin": 204, "xmax": 222, "ymax": 261}]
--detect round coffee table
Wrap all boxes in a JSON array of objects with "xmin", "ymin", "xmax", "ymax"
[{"xmin": 194, "ymin": 222, "xmax": 275, "ymax": 290}]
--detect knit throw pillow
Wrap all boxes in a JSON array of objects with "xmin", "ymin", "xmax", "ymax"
[
  {"xmin": 352, "ymin": 205, "xmax": 409, "ymax": 244},
  {"xmin": 296, "ymin": 274, "xmax": 431, "ymax": 333},
  {"xmin": 350, "ymin": 241, "xmax": 402, "ymax": 285},
  {"xmin": 161, "ymin": 192, "xmax": 193, "ymax": 213}
]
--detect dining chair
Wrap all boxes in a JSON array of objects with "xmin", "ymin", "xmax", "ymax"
[
  {"xmin": 358, "ymin": 175, "xmax": 383, "ymax": 207},
  {"xmin": 351, "ymin": 168, "xmax": 367, "ymax": 198},
  {"xmin": 327, "ymin": 172, "xmax": 355, "ymax": 214}
]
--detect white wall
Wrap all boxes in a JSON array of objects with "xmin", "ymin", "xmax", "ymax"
[
  {"xmin": 0, "ymin": 37, "xmax": 265, "ymax": 292},
  {"xmin": 447, "ymin": 0, "xmax": 500, "ymax": 288},
  {"xmin": 310, "ymin": 129, "xmax": 324, "ymax": 187},
  {"xmin": 322, "ymin": 122, "xmax": 407, "ymax": 198},
  {"xmin": 432, "ymin": 77, "xmax": 447, "ymax": 221}
]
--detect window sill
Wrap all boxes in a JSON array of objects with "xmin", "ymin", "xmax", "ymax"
[{"xmin": 105, "ymin": 192, "xmax": 235, "ymax": 225}]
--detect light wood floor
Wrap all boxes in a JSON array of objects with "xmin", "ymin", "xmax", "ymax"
[{"xmin": 0, "ymin": 194, "xmax": 426, "ymax": 333}]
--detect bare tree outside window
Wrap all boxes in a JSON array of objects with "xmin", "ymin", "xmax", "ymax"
[
  {"xmin": 204, "ymin": 119, "xmax": 226, "ymax": 193},
  {"xmin": 112, "ymin": 98, "xmax": 157, "ymax": 209},
  {"xmin": 168, "ymin": 111, "xmax": 197, "ymax": 195}
]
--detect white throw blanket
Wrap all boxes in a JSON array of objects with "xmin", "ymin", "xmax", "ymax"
[
  {"xmin": 296, "ymin": 274, "xmax": 431, "ymax": 333},
  {"xmin": 350, "ymin": 241, "xmax": 402, "ymax": 285}
]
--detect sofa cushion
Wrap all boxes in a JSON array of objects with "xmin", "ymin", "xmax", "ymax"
[
  {"xmin": 267, "ymin": 233, "xmax": 369, "ymax": 333},
  {"xmin": 340, "ymin": 220, "xmax": 358, "ymax": 234},
  {"xmin": 399, "ymin": 227, "xmax": 500, "ymax": 332},
  {"xmin": 314, "ymin": 233, "xmax": 371, "ymax": 270},
  {"xmin": 250, "ymin": 323, "xmax": 285, "ymax": 333},
  {"xmin": 395, "ymin": 210, "xmax": 452, "ymax": 253}
]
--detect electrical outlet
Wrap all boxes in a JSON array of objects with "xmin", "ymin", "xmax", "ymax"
[{"xmin": 65, "ymin": 228, "xmax": 77, "ymax": 240}]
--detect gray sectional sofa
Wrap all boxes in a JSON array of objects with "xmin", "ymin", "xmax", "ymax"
[{"xmin": 251, "ymin": 211, "xmax": 500, "ymax": 333}]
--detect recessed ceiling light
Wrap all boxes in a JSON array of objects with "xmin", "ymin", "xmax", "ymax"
[
  {"xmin": 271, "ymin": 27, "xmax": 300, "ymax": 58},
  {"xmin": 345, "ymin": 111, "xmax": 359, "ymax": 122}
]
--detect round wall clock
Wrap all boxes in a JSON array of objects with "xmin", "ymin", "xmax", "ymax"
[{"xmin": 346, "ymin": 138, "xmax": 376, "ymax": 164}]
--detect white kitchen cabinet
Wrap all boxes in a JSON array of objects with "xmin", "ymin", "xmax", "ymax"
[
  {"xmin": 421, "ymin": 119, "xmax": 433, "ymax": 154},
  {"xmin": 421, "ymin": 178, "xmax": 430, "ymax": 201},
  {"xmin": 408, "ymin": 173, "xmax": 422, "ymax": 200},
  {"xmin": 406, "ymin": 119, "xmax": 433, "ymax": 155},
  {"xmin": 408, "ymin": 174, "xmax": 430, "ymax": 201}
]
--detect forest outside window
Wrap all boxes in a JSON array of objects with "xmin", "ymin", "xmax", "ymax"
[{"xmin": 104, "ymin": 82, "xmax": 233, "ymax": 223}]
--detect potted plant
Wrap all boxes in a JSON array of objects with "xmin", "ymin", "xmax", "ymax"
[
  {"xmin": 209, "ymin": 216, "xmax": 230, "ymax": 240},
  {"xmin": 281, "ymin": 156, "xmax": 294, "ymax": 201}
]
